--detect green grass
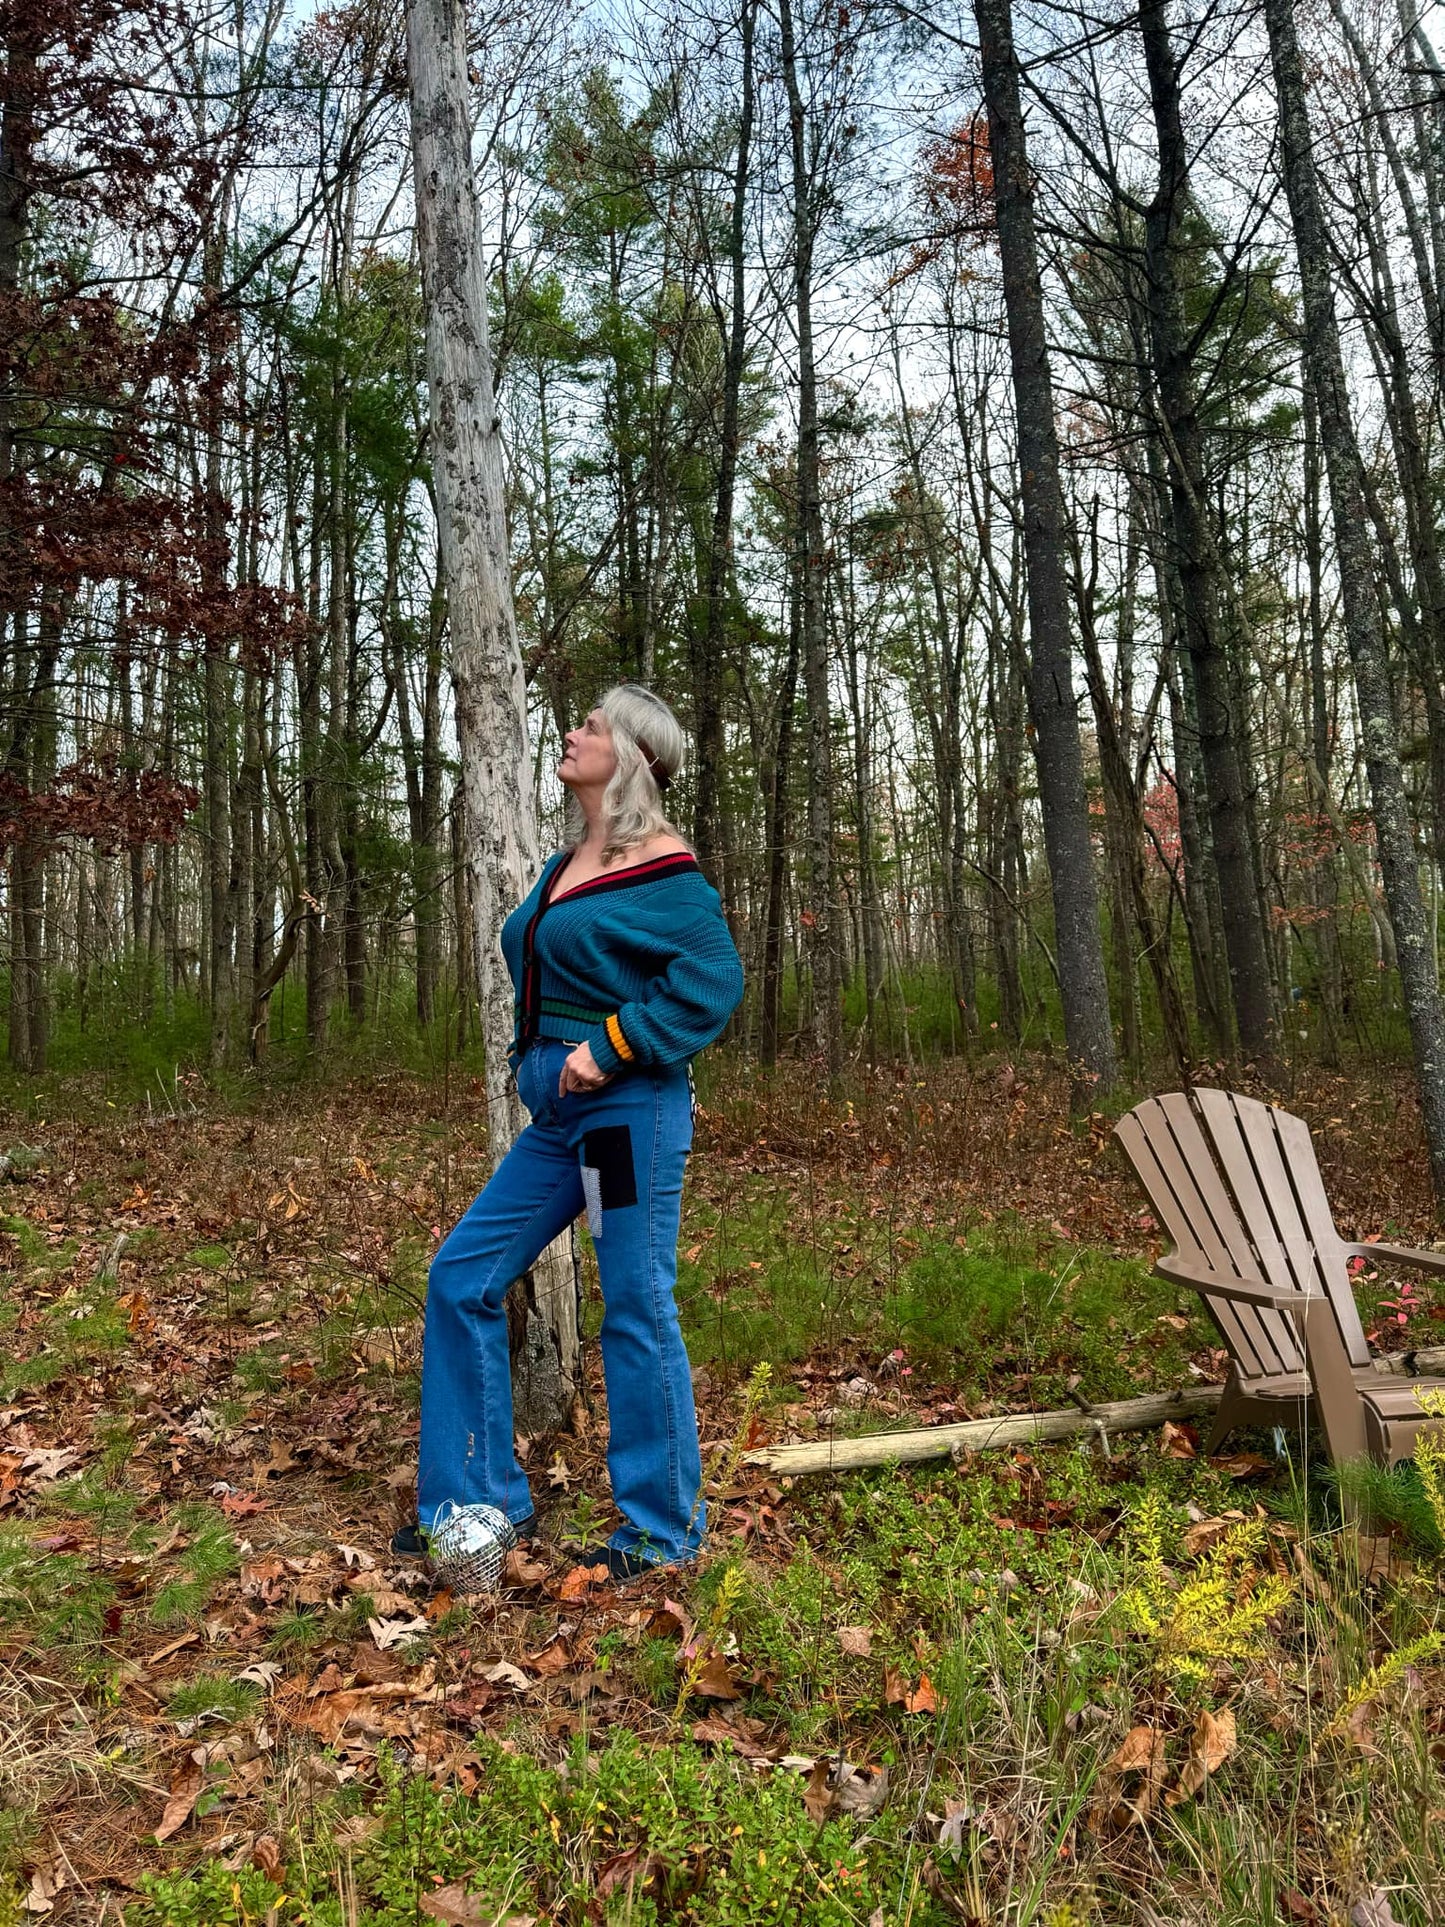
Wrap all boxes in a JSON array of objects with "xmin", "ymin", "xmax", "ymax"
[
  {"xmin": 673, "ymin": 1193, "xmax": 1203, "ymax": 1402},
  {"xmin": 146, "ymin": 1507, "xmax": 241, "ymax": 1627},
  {"xmin": 110, "ymin": 1444, "xmax": 1445, "ymax": 1927},
  {"xmin": 163, "ymin": 1673, "xmax": 261, "ymax": 1727}
]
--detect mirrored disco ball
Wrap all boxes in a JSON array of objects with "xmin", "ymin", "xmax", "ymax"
[{"xmin": 427, "ymin": 1504, "xmax": 518, "ymax": 1593}]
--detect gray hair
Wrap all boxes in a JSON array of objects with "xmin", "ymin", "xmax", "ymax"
[{"xmin": 565, "ymin": 683, "xmax": 688, "ymax": 860}]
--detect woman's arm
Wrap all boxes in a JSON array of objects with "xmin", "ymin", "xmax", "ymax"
[{"xmin": 586, "ymin": 908, "xmax": 744, "ymax": 1075}]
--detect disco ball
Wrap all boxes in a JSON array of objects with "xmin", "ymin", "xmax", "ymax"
[{"xmin": 426, "ymin": 1503, "xmax": 518, "ymax": 1593}]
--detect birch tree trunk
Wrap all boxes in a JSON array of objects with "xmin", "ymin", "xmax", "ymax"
[
  {"xmin": 973, "ymin": 0, "xmax": 1118, "ymax": 1099},
  {"xmin": 1263, "ymin": 0, "xmax": 1445, "ymax": 1204},
  {"xmin": 406, "ymin": 0, "xmax": 581, "ymax": 1430}
]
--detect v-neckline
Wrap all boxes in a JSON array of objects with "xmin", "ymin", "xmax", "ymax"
[{"xmin": 544, "ymin": 848, "xmax": 698, "ymax": 907}]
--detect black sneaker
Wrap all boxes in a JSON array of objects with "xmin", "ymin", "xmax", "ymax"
[
  {"xmin": 391, "ymin": 1521, "xmax": 427, "ymax": 1558},
  {"xmin": 602, "ymin": 1545, "xmax": 668, "ymax": 1584}
]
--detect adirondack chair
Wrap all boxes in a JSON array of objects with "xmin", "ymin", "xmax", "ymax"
[{"xmin": 1115, "ymin": 1089, "xmax": 1445, "ymax": 1467}]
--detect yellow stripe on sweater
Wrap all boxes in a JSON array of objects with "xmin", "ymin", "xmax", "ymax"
[{"xmin": 606, "ymin": 1013, "xmax": 635, "ymax": 1063}]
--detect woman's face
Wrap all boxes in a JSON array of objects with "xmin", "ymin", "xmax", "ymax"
[{"xmin": 559, "ymin": 708, "xmax": 617, "ymax": 793}]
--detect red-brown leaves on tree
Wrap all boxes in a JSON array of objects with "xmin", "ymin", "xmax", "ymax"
[{"xmin": 888, "ymin": 114, "xmax": 995, "ymax": 287}]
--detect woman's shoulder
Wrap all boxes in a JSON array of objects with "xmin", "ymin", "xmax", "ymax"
[{"xmin": 630, "ymin": 833, "xmax": 693, "ymax": 863}]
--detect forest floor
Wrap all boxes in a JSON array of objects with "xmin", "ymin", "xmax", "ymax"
[{"xmin": 0, "ymin": 1059, "xmax": 1443, "ymax": 1926}]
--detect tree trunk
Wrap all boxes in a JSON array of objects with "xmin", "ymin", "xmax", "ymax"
[
  {"xmin": 760, "ymin": 590, "xmax": 802, "ymax": 1068},
  {"xmin": 1139, "ymin": 0, "xmax": 1276, "ymax": 1062},
  {"xmin": 691, "ymin": 0, "xmax": 755, "ymax": 888},
  {"xmin": 1264, "ymin": 0, "xmax": 1445, "ymax": 1203},
  {"xmin": 973, "ymin": 0, "xmax": 1117, "ymax": 1100},
  {"xmin": 406, "ymin": 0, "xmax": 581, "ymax": 1431},
  {"xmin": 777, "ymin": 0, "xmax": 842, "ymax": 1079}
]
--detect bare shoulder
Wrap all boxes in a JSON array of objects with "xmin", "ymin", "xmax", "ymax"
[{"xmin": 635, "ymin": 833, "xmax": 693, "ymax": 862}]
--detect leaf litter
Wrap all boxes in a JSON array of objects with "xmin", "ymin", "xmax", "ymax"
[{"xmin": 0, "ymin": 1069, "xmax": 1440, "ymax": 1914}]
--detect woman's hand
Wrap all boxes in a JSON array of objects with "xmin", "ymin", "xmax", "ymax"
[{"xmin": 559, "ymin": 1042, "xmax": 611, "ymax": 1096}]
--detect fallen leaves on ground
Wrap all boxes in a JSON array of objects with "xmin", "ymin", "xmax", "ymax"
[
  {"xmin": 1090, "ymin": 1724, "xmax": 1167, "ymax": 1832},
  {"xmin": 884, "ymin": 1665, "xmax": 939, "ymax": 1714},
  {"xmin": 153, "ymin": 1756, "xmax": 205, "ymax": 1842},
  {"xmin": 800, "ymin": 1756, "xmax": 889, "ymax": 1822},
  {"xmin": 1165, "ymin": 1707, "xmax": 1237, "ymax": 1806}
]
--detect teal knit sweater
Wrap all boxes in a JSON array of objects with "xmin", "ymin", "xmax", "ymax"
[{"xmin": 500, "ymin": 850, "xmax": 744, "ymax": 1075}]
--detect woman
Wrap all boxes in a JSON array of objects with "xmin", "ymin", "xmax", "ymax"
[{"xmin": 400, "ymin": 684, "xmax": 743, "ymax": 1581}]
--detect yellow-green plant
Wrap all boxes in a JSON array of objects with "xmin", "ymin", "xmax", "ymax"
[
  {"xmin": 1322, "ymin": 1628, "xmax": 1445, "ymax": 1743},
  {"xmin": 1117, "ymin": 1490, "xmax": 1294, "ymax": 1694},
  {"xmin": 714, "ymin": 1360, "xmax": 774, "ymax": 1496},
  {"xmin": 1412, "ymin": 1388, "xmax": 1445, "ymax": 1547},
  {"xmin": 673, "ymin": 1563, "xmax": 747, "ymax": 1718},
  {"xmin": 685, "ymin": 1359, "xmax": 774, "ymax": 1544}
]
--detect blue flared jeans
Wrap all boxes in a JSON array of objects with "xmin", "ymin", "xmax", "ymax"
[{"xmin": 417, "ymin": 1041, "xmax": 703, "ymax": 1564}]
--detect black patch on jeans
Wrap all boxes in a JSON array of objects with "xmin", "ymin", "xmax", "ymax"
[{"xmin": 582, "ymin": 1126, "xmax": 637, "ymax": 1209}]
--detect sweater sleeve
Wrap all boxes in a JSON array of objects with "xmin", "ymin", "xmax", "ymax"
[{"xmin": 587, "ymin": 906, "xmax": 744, "ymax": 1074}]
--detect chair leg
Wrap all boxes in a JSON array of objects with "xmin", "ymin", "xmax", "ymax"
[{"xmin": 1206, "ymin": 1379, "xmax": 1251, "ymax": 1455}]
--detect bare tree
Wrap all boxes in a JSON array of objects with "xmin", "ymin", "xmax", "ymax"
[
  {"xmin": 406, "ymin": 0, "xmax": 581, "ymax": 1427},
  {"xmin": 973, "ymin": 0, "xmax": 1118, "ymax": 1099}
]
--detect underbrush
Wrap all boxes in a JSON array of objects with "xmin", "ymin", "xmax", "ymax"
[
  {"xmin": 109, "ymin": 1447, "xmax": 1445, "ymax": 1927},
  {"xmin": 0, "ymin": 1078, "xmax": 1437, "ymax": 1923}
]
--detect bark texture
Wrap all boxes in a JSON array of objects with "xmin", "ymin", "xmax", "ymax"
[
  {"xmin": 1139, "ymin": 0, "xmax": 1276, "ymax": 1061},
  {"xmin": 1263, "ymin": 0, "xmax": 1445, "ymax": 1204},
  {"xmin": 778, "ymin": 0, "xmax": 843, "ymax": 1079},
  {"xmin": 973, "ymin": 0, "xmax": 1117, "ymax": 1097},
  {"xmin": 406, "ymin": 0, "xmax": 581, "ymax": 1426}
]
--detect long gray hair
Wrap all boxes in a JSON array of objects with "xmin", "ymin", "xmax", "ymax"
[{"xmin": 565, "ymin": 684, "xmax": 688, "ymax": 860}]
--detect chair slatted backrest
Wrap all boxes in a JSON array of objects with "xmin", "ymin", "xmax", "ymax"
[
  {"xmin": 1192, "ymin": 1089, "xmax": 1370, "ymax": 1368},
  {"xmin": 1116, "ymin": 1093, "xmax": 1305, "ymax": 1380}
]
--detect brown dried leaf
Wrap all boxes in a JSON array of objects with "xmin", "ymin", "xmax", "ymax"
[
  {"xmin": 1209, "ymin": 1450, "xmax": 1272, "ymax": 1479},
  {"xmin": 253, "ymin": 1442, "xmax": 296, "ymax": 1481},
  {"xmin": 239, "ymin": 1556, "xmax": 289, "ymax": 1603},
  {"xmin": 556, "ymin": 1562, "xmax": 609, "ymax": 1603},
  {"xmin": 1182, "ymin": 1512, "xmax": 1246, "ymax": 1557},
  {"xmin": 153, "ymin": 1757, "xmax": 204, "ymax": 1842},
  {"xmin": 219, "ymin": 1490, "xmax": 269, "ymax": 1519},
  {"xmin": 834, "ymin": 1761, "xmax": 889, "ymax": 1817},
  {"xmin": 885, "ymin": 1665, "xmax": 938, "ymax": 1714},
  {"xmin": 146, "ymin": 1631, "xmax": 200, "ymax": 1667},
  {"xmin": 1090, "ymin": 1724, "xmax": 1167, "ymax": 1832},
  {"xmin": 1280, "ymin": 1890, "xmax": 1322, "ymax": 1924},
  {"xmin": 1350, "ymin": 1894, "xmax": 1404, "ymax": 1927},
  {"xmin": 694, "ymin": 1652, "xmax": 741, "ymax": 1700},
  {"xmin": 1165, "ymin": 1707, "xmax": 1237, "ymax": 1806},
  {"xmin": 801, "ymin": 1757, "xmax": 834, "ymax": 1823},
  {"xmin": 299, "ymin": 1683, "xmax": 413, "ymax": 1745},
  {"xmin": 596, "ymin": 1846, "xmax": 649, "ymax": 1899},
  {"xmin": 836, "ymin": 1625, "xmax": 872, "ymax": 1657},
  {"xmin": 690, "ymin": 1714, "xmax": 773, "ymax": 1760},
  {"xmin": 481, "ymin": 1660, "xmax": 532, "ymax": 1693},
  {"xmin": 525, "ymin": 1638, "xmax": 573, "ymax": 1679},
  {"xmin": 503, "ymin": 1546, "xmax": 548, "ymax": 1588},
  {"xmin": 1355, "ymin": 1535, "xmax": 1410, "ymax": 1584},
  {"xmin": 640, "ymin": 1597, "xmax": 693, "ymax": 1644},
  {"xmin": 1160, "ymin": 1421, "xmax": 1197, "ymax": 1458},
  {"xmin": 419, "ymin": 1885, "xmax": 486, "ymax": 1925},
  {"xmin": 251, "ymin": 1836, "xmax": 285, "ymax": 1885},
  {"xmin": 23, "ymin": 1856, "xmax": 66, "ymax": 1916}
]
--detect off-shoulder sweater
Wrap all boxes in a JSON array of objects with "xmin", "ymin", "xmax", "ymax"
[{"xmin": 499, "ymin": 850, "xmax": 744, "ymax": 1075}]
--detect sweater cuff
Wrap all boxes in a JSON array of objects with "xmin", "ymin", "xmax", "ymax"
[{"xmin": 589, "ymin": 1012, "xmax": 637, "ymax": 1076}]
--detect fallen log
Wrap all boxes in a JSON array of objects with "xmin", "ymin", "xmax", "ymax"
[
  {"xmin": 1375, "ymin": 1344, "xmax": 1445, "ymax": 1376},
  {"xmin": 744, "ymin": 1343, "xmax": 1445, "ymax": 1478},
  {"xmin": 742, "ymin": 1384, "xmax": 1227, "ymax": 1477}
]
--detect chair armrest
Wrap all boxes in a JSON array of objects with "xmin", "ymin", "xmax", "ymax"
[
  {"xmin": 1154, "ymin": 1253, "xmax": 1317, "ymax": 1314},
  {"xmin": 1343, "ymin": 1242, "xmax": 1445, "ymax": 1278}
]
